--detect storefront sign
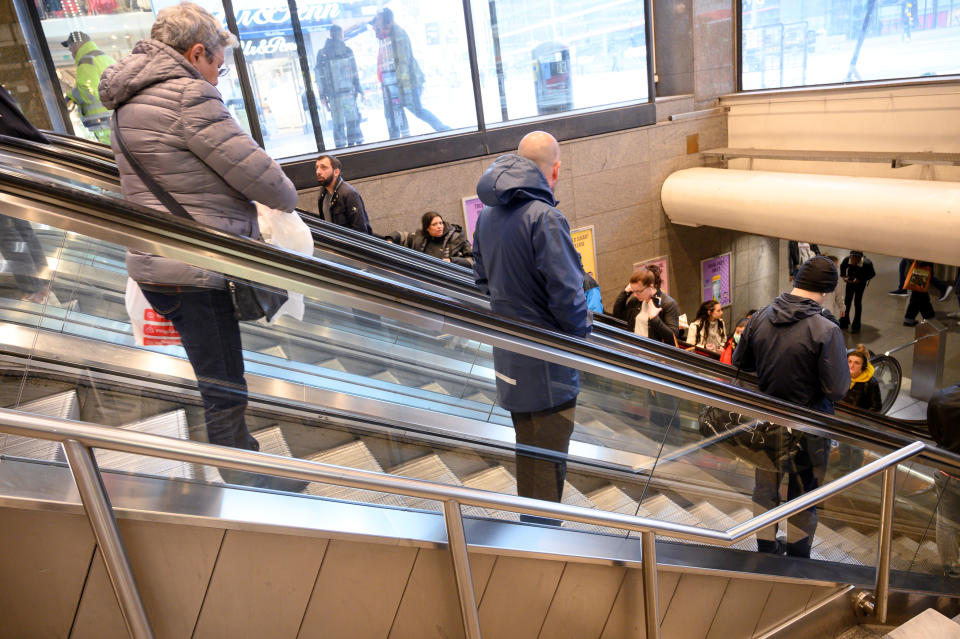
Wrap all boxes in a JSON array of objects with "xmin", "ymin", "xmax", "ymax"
[
  {"xmin": 701, "ymin": 252, "xmax": 732, "ymax": 306},
  {"xmin": 570, "ymin": 226, "xmax": 597, "ymax": 281},
  {"xmin": 633, "ymin": 256, "xmax": 670, "ymax": 294},
  {"xmin": 241, "ymin": 36, "xmax": 299, "ymax": 57}
]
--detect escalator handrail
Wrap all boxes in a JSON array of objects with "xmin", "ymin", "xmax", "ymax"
[
  {"xmin": 1, "ymin": 135, "xmax": 918, "ymax": 435},
  {"xmin": 40, "ymin": 130, "xmax": 115, "ymax": 159},
  {"xmin": 0, "ymin": 406, "xmax": 929, "ymax": 546},
  {"xmin": 0, "ymin": 163, "xmax": 953, "ymax": 475}
]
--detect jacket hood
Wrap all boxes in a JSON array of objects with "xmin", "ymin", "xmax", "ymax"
[
  {"xmin": 476, "ymin": 154, "xmax": 556, "ymax": 209},
  {"xmin": 100, "ymin": 39, "xmax": 205, "ymax": 110},
  {"xmin": 767, "ymin": 293, "xmax": 827, "ymax": 326}
]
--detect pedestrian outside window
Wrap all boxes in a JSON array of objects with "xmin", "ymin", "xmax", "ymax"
[
  {"xmin": 228, "ymin": 0, "xmax": 477, "ymax": 158},
  {"xmin": 741, "ymin": 0, "xmax": 960, "ymax": 90},
  {"xmin": 470, "ymin": 0, "xmax": 649, "ymax": 124}
]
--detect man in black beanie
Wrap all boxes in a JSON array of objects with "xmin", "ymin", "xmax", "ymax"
[{"xmin": 734, "ymin": 255, "xmax": 850, "ymax": 558}]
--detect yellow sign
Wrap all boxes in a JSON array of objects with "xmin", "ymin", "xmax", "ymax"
[{"xmin": 570, "ymin": 226, "xmax": 597, "ymax": 281}]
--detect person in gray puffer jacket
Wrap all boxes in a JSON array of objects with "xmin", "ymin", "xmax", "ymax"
[{"xmin": 99, "ymin": 3, "xmax": 302, "ymax": 490}]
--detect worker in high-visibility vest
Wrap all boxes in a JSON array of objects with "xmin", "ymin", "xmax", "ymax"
[{"xmin": 62, "ymin": 31, "xmax": 116, "ymax": 143}]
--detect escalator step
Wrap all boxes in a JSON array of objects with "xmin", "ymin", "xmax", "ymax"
[
  {"xmin": 640, "ymin": 494, "xmax": 701, "ymax": 543},
  {"xmin": 257, "ymin": 345, "xmax": 288, "ymax": 359},
  {"xmin": 418, "ymin": 382, "xmax": 453, "ymax": 396},
  {"xmin": 389, "ymin": 454, "xmax": 487, "ymax": 517},
  {"xmin": 94, "ymin": 410, "xmax": 192, "ymax": 478},
  {"xmin": 586, "ymin": 485, "xmax": 650, "ymax": 518},
  {"xmin": 689, "ymin": 502, "xmax": 756, "ymax": 551},
  {"xmin": 315, "ymin": 358, "xmax": 348, "ymax": 372},
  {"xmin": 251, "ymin": 426, "xmax": 292, "ymax": 458},
  {"xmin": 1, "ymin": 390, "xmax": 78, "ymax": 461},
  {"xmin": 460, "ymin": 466, "xmax": 520, "ymax": 521},
  {"xmin": 304, "ymin": 440, "xmax": 406, "ymax": 508},
  {"xmin": 370, "ymin": 370, "xmax": 401, "ymax": 384}
]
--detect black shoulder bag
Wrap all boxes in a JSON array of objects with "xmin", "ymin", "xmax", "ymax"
[{"xmin": 112, "ymin": 112, "xmax": 287, "ymax": 322}]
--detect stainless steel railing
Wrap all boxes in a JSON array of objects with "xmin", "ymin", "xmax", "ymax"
[{"xmin": 0, "ymin": 408, "xmax": 930, "ymax": 639}]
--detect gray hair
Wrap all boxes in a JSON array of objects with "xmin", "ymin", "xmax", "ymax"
[{"xmin": 151, "ymin": 2, "xmax": 237, "ymax": 57}]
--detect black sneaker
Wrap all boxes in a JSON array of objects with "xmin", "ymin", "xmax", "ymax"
[
  {"xmin": 903, "ymin": 318, "xmax": 919, "ymax": 327},
  {"xmin": 888, "ymin": 289, "xmax": 908, "ymax": 296}
]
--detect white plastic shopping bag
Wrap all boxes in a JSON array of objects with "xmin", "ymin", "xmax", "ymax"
[
  {"xmin": 125, "ymin": 277, "xmax": 181, "ymax": 346},
  {"xmin": 255, "ymin": 203, "xmax": 314, "ymax": 323}
]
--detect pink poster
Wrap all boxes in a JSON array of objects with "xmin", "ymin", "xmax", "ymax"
[
  {"xmin": 461, "ymin": 196, "xmax": 484, "ymax": 245},
  {"xmin": 633, "ymin": 256, "xmax": 670, "ymax": 295}
]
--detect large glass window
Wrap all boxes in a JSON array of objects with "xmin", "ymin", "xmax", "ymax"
[
  {"xmin": 471, "ymin": 0, "xmax": 649, "ymax": 124},
  {"xmin": 741, "ymin": 0, "xmax": 960, "ymax": 90},
  {"xmin": 227, "ymin": 1, "xmax": 479, "ymax": 158}
]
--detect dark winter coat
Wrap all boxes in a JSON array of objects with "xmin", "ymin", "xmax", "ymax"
[
  {"xmin": 928, "ymin": 383, "xmax": 960, "ymax": 454},
  {"xmin": 839, "ymin": 255, "xmax": 876, "ymax": 287},
  {"xmin": 612, "ymin": 289, "xmax": 679, "ymax": 345},
  {"xmin": 404, "ymin": 223, "xmax": 473, "ymax": 268},
  {"xmin": 99, "ymin": 39, "xmax": 297, "ymax": 288},
  {"xmin": 843, "ymin": 377, "xmax": 882, "ymax": 412},
  {"xmin": 0, "ymin": 86, "xmax": 48, "ymax": 143},
  {"xmin": 733, "ymin": 293, "xmax": 850, "ymax": 413},
  {"xmin": 473, "ymin": 154, "xmax": 590, "ymax": 413},
  {"xmin": 317, "ymin": 176, "xmax": 372, "ymax": 234}
]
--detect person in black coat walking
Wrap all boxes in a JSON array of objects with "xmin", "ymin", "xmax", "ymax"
[
  {"xmin": 734, "ymin": 256, "xmax": 850, "ymax": 558},
  {"xmin": 838, "ymin": 250, "xmax": 875, "ymax": 333}
]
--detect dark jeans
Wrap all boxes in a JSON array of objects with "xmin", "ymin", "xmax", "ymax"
[
  {"xmin": 0, "ymin": 216, "xmax": 48, "ymax": 295},
  {"xmin": 511, "ymin": 397, "xmax": 577, "ymax": 525},
  {"xmin": 840, "ymin": 283, "xmax": 866, "ymax": 329},
  {"xmin": 140, "ymin": 287, "xmax": 257, "ymax": 451},
  {"xmin": 905, "ymin": 290, "xmax": 935, "ymax": 321},
  {"xmin": 753, "ymin": 433, "xmax": 830, "ymax": 557}
]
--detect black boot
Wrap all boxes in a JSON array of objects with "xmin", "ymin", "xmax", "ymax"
[
  {"xmin": 785, "ymin": 538, "xmax": 812, "ymax": 558},
  {"xmin": 757, "ymin": 539, "xmax": 784, "ymax": 555}
]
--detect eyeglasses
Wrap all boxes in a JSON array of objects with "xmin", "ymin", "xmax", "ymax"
[{"xmin": 218, "ymin": 66, "xmax": 230, "ymax": 77}]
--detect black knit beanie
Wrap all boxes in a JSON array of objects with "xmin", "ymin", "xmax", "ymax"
[{"xmin": 794, "ymin": 255, "xmax": 839, "ymax": 293}]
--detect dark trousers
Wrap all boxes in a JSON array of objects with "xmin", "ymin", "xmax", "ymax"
[
  {"xmin": 141, "ymin": 287, "xmax": 257, "ymax": 451},
  {"xmin": 841, "ymin": 283, "xmax": 866, "ymax": 329},
  {"xmin": 905, "ymin": 290, "xmax": 935, "ymax": 321},
  {"xmin": 381, "ymin": 83, "xmax": 447, "ymax": 139},
  {"xmin": 328, "ymin": 94, "xmax": 363, "ymax": 148},
  {"xmin": 0, "ymin": 216, "xmax": 48, "ymax": 295},
  {"xmin": 511, "ymin": 397, "xmax": 576, "ymax": 524},
  {"xmin": 753, "ymin": 433, "xmax": 829, "ymax": 557}
]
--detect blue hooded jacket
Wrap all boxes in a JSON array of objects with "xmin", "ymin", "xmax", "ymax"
[{"xmin": 473, "ymin": 154, "xmax": 590, "ymax": 412}]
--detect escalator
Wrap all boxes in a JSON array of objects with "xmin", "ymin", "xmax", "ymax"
[
  {"xmin": 0, "ymin": 131, "xmax": 913, "ymax": 430},
  {"xmin": 0, "ymin": 137, "xmax": 958, "ymax": 637}
]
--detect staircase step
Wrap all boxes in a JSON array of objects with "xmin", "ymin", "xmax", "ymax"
[
  {"xmin": 94, "ymin": 410, "xmax": 192, "ymax": 478},
  {"xmin": 389, "ymin": 454, "xmax": 486, "ymax": 517},
  {"xmin": 639, "ymin": 494, "xmax": 700, "ymax": 543},
  {"xmin": 1, "ymin": 390, "xmax": 78, "ymax": 460},
  {"xmin": 688, "ymin": 501, "xmax": 756, "ymax": 551},
  {"xmin": 461, "ymin": 466, "xmax": 519, "ymax": 521},
  {"xmin": 305, "ymin": 440, "xmax": 405, "ymax": 508}
]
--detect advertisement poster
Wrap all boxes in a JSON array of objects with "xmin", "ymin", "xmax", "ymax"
[
  {"xmin": 701, "ymin": 253, "xmax": 732, "ymax": 306},
  {"xmin": 461, "ymin": 196, "xmax": 484, "ymax": 245},
  {"xmin": 633, "ymin": 256, "xmax": 670, "ymax": 294},
  {"xmin": 570, "ymin": 226, "xmax": 597, "ymax": 281}
]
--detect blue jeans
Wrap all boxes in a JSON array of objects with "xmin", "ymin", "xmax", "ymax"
[{"xmin": 140, "ymin": 287, "xmax": 257, "ymax": 451}]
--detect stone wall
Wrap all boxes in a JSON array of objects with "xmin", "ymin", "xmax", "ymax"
[{"xmin": 297, "ymin": 104, "xmax": 780, "ymax": 326}]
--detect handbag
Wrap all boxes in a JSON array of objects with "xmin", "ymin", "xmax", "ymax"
[
  {"xmin": 112, "ymin": 112, "xmax": 287, "ymax": 322},
  {"xmin": 903, "ymin": 260, "xmax": 931, "ymax": 292}
]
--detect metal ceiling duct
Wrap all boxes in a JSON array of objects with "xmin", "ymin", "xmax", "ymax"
[{"xmin": 661, "ymin": 168, "xmax": 960, "ymax": 266}]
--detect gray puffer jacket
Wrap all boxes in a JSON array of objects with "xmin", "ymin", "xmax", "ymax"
[{"xmin": 99, "ymin": 39, "xmax": 297, "ymax": 288}]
